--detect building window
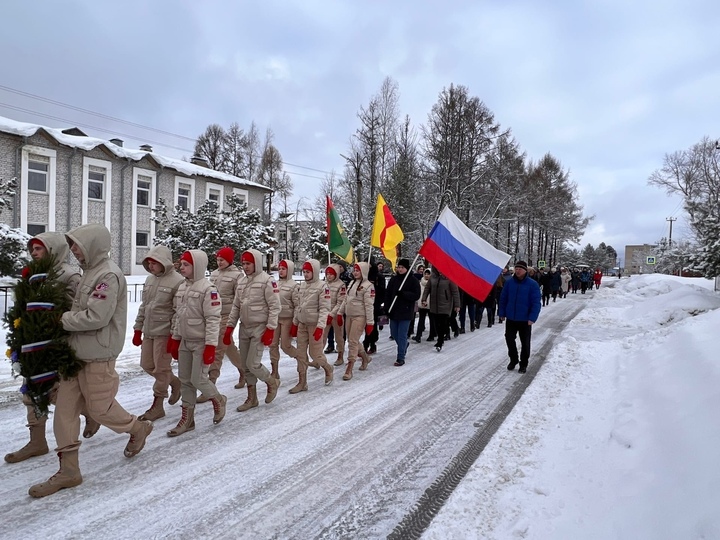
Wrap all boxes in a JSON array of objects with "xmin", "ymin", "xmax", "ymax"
[
  {"xmin": 27, "ymin": 223, "xmax": 46, "ymax": 236},
  {"xmin": 137, "ymin": 177, "xmax": 151, "ymax": 207},
  {"xmin": 88, "ymin": 169, "xmax": 105, "ymax": 200},
  {"xmin": 177, "ymin": 183, "xmax": 191, "ymax": 210},
  {"xmin": 27, "ymin": 159, "xmax": 49, "ymax": 192},
  {"xmin": 278, "ymin": 230, "xmax": 287, "ymax": 242},
  {"xmin": 136, "ymin": 231, "xmax": 150, "ymax": 247},
  {"xmin": 208, "ymin": 188, "xmax": 221, "ymax": 203},
  {"xmin": 233, "ymin": 188, "xmax": 248, "ymax": 206}
]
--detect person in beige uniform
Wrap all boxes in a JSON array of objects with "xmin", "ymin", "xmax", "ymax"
[
  {"xmin": 289, "ymin": 259, "xmax": 334, "ymax": 393},
  {"xmin": 132, "ymin": 245, "xmax": 184, "ymax": 421},
  {"xmin": 198, "ymin": 247, "xmax": 245, "ymax": 403},
  {"xmin": 29, "ymin": 224, "xmax": 154, "ymax": 498},
  {"xmin": 5, "ymin": 232, "xmax": 101, "ymax": 464},
  {"xmin": 321, "ymin": 264, "xmax": 347, "ymax": 367},
  {"xmin": 268, "ymin": 259, "xmax": 299, "ymax": 382},
  {"xmin": 338, "ymin": 262, "xmax": 374, "ymax": 381},
  {"xmin": 226, "ymin": 249, "xmax": 281, "ymax": 412},
  {"xmin": 166, "ymin": 250, "xmax": 227, "ymax": 437}
]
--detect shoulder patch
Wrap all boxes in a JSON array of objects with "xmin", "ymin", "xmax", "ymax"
[
  {"xmin": 370, "ymin": 289, "xmax": 376, "ymax": 298},
  {"xmin": 95, "ymin": 282, "xmax": 109, "ymax": 291},
  {"xmin": 211, "ymin": 301, "xmax": 221, "ymax": 306},
  {"xmin": 210, "ymin": 291, "xmax": 218, "ymax": 300},
  {"xmin": 324, "ymin": 286, "xmax": 330, "ymax": 298},
  {"xmin": 92, "ymin": 292, "xmax": 107, "ymax": 300},
  {"xmin": 271, "ymin": 280, "xmax": 279, "ymax": 291}
]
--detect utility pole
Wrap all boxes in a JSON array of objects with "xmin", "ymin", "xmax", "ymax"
[{"xmin": 666, "ymin": 217, "xmax": 677, "ymax": 246}]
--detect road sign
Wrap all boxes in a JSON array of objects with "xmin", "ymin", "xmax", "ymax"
[
  {"xmin": 646, "ymin": 256, "xmax": 656, "ymax": 265},
  {"xmin": 537, "ymin": 260, "xmax": 546, "ymax": 268}
]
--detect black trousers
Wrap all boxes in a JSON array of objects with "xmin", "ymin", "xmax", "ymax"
[{"xmin": 504, "ymin": 319, "xmax": 533, "ymax": 367}]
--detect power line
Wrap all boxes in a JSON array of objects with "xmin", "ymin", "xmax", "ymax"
[{"xmin": 0, "ymin": 84, "xmax": 337, "ymax": 178}]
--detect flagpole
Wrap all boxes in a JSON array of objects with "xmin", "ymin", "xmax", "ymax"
[{"xmin": 386, "ymin": 253, "xmax": 422, "ymax": 315}]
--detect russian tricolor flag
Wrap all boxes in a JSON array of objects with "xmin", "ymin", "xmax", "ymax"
[{"xmin": 419, "ymin": 207, "xmax": 511, "ymax": 302}]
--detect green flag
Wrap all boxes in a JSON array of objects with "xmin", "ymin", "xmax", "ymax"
[{"xmin": 326, "ymin": 195, "xmax": 354, "ymax": 263}]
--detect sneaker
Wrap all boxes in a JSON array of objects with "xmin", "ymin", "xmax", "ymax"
[{"xmin": 435, "ymin": 344, "xmax": 443, "ymax": 352}]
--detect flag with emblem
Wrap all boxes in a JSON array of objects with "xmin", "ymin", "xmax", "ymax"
[
  {"xmin": 327, "ymin": 195, "xmax": 354, "ymax": 263},
  {"xmin": 370, "ymin": 194, "xmax": 404, "ymax": 270}
]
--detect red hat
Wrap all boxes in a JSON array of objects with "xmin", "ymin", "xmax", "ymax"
[
  {"xmin": 325, "ymin": 266, "xmax": 337, "ymax": 277},
  {"xmin": 145, "ymin": 257, "xmax": 160, "ymax": 266},
  {"xmin": 180, "ymin": 251, "xmax": 194, "ymax": 265},
  {"xmin": 216, "ymin": 247, "xmax": 235, "ymax": 264},
  {"xmin": 302, "ymin": 261, "xmax": 314, "ymax": 273},
  {"xmin": 278, "ymin": 260, "xmax": 288, "ymax": 269},
  {"xmin": 29, "ymin": 238, "xmax": 45, "ymax": 249},
  {"xmin": 241, "ymin": 251, "xmax": 255, "ymax": 264},
  {"xmin": 354, "ymin": 264, "xmax": 362, "ymax": 272}
]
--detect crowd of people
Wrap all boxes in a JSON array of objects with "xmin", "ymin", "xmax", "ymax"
[{"xmin": 6, "ymin": 224, "xmax": 604, "ymax": 497}]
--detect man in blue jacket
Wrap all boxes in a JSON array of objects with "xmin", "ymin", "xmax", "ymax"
[{"xmin": 498, "ymin": 261, "xmax": 542, "ymax": 374}]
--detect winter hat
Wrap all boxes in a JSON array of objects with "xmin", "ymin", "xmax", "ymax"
[
  {"xmin": 325, "ymin": 266, "xmax": 337, "ymax": 277},
  {"xmin": 216, "ymin": 247, "xmax": 235, "ymax": 264},
  {"xmin": 145, "ymin": 257, "xmax": 160, "ymax": 266},
  {"xmin": 514, "ymin": 260, "xmax": 528, "ymax": 271},
  {"xmin": 354, "ymin": 264, "xmax": 362, "ymax": 273},
  {"xmin": 278, "ymin": 260, "xmax": 288, "ymax": 269},
  {"xmin": 397, "ymin": 258, "xmax": 411, "ymax": 270},
  {"xmin": 302, "ymin": 261, "xmax": 314, "ymax": 273},
  {"xmin": 29, "ymin": 238, "xmax": 45, "ymax": 249},
  {"xmin": 241, "ymin": 251, "xmax": 255, "ymax": 264},
  {"xmin": 180, "ymin": 251, "xmax": 194, "ymax": 265}
]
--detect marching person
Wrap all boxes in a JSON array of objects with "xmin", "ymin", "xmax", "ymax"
[
  {"xmin": 268, "ymin": 259, "xmax": 299, "ymax": 382},
  {"xmin": 338, "ymin": 262, "xmax": 374, "ymax": 381},
  {"xmin": 412, "ymin": 268, "xmax": 432, "ymax": 342},
  {"xmin": 322, "ymin": 263, "xmax": 347, "ymax": 366},
  {"xmin": 5, "ymin": 232, "xmax": 100, "ymax": 464},
  {"xmin": 132, "ymin": 245, "xmax": 184, "ymax": 422},
  {"xmin": 421, "ymin": 267, "xmax": 460, "ymax": 352},
  {"xmin": 385, "ymin": 258, "xmax": 421, "ymax": 366},
  {"xmin": 29, "ymin": 224, "xmax": 153, "ymax": 498},
  {"xmin": 289, "ymin": 259, "xmax": 334, "ymax": 392},
  {"xmin": 226, "ymin": 249, "xmax": 281, "ymax": 412},
  {"xmin": 199, "ymin": 247, "xmax": 245, "ymax": 402},
  {"xmin": 166, "ymin": 250, "xmax": 227, "ymax": 437},
  {"xmin": 498, "ymin": 260, "xmax": 542, "ymax": 374}
]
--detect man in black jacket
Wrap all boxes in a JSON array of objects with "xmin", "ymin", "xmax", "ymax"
[{"xmin": 386, "ymin": 259, "xmax": 421, "ymax": 366}]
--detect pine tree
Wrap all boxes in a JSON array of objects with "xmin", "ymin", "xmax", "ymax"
[
  {"xmin": 0, "ymin": 176, "xmax": 31, "ymax": 276},
  {"xmin": 3, "ymin": 256, "xmax": 83, "ymax": 415}
]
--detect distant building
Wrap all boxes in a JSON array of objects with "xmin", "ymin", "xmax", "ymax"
[
  {"xmin": 271, "ymin": 216, "xmax": 316, "ymax": 269},
  {"xmin": 0, "ymin": 114, "xmax": 271, "ymax": 274},
  {"xmin": 624, "ymin": 244, "xmax": 657, "ymax": 274}
]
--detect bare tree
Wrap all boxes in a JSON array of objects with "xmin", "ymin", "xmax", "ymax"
[{"xmin": 194, "ymin": 124, "xmax": 227, "ymax": 171}]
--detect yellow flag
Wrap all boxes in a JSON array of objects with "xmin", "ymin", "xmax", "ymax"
[{"xmin": 370, "ymin": 194, "xmax": 404, "ymax": 270}]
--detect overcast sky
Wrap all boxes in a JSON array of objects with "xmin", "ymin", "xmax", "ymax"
[{"xmin": 2, "ymin": 0, "xmax": 719, "ymax": 261}]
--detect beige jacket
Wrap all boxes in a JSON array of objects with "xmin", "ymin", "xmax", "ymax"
[
  {"xmin": 228, "ymin": 249, "xmax": 280, "ymax": 329},
  {"xmin": 61, "ymin": 224, "xmax": 127, "ymax": 362},
  {"xmin": 339, "ymin": 262, "xmax": 375, "ymax": 322},
  {"xmin": 293, "ymin": 259, "xmax": 331, "ymax": 328},
  {"xmin": 171, "ymin": 250, "xmax": 221, "ymax": 345},
  {"xmin": 30, "ymin": 232, "xmax": 81, "ymax": 303},
  {"xmin": 277, "ymin": 260, "xmax": 299, "ymax": 320},
  {"xmin": 134, "ymin": 245, "xmax": 184, "ymax": 337},
  {"xmin": 326, "ymin": 263, "xmax": 347, "ymax": 317},
  {"xmin": 209, "ymin": 264, "xmax": 243, "ymax": 316}
]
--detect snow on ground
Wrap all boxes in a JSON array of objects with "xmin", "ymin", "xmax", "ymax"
[{"xmin": 1, "ymin": 274, "xmax": 719, "ymax": 539}]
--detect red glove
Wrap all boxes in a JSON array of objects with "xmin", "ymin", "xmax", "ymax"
[
  {"xmin": 167, "ymin": 338, "xmax": 181, "ymax": 360},
  {"xmin": 326, "ymin": 315, "xmax": 333, "ymax": 325},
  {"xmin": 132, "ymin": 330, "xmax": 142, "ymax": 347},
  {"xmin": 290, "ymin": 324, "xmax": 298, "ymax": 337},
  {"xmin": 336, "ymin": 314, "xmax": 343, "ymax": 326},
  {"xmin": 261, "ymin": 327, "xmax": 274, "ymax": 346},
  {"xmin": 21, "ymin": 266, "xmax": 31, "ymax": 279},
  {"xmin": 223, "ymin": 326, "xmax": 234, "ymax": 346},
  {"xmin": 203, "ymin": 345, "xmax": 216, "ymax": 365},
  {"xmin": 365, "ymin": 324, "xmax": 373, "ymax": 336},
  {"xmin": 313, "ymin": 327, "xmax": 323, "ymax": 341}
]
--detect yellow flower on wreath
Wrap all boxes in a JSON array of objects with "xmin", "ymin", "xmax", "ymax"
[
  {"xmin": 5, "ymin": 348, "xmax": 11, "ymax": 358},
  {"xmin": 13, "ymin": 318, "xmax": 21, "ymax": 329}
]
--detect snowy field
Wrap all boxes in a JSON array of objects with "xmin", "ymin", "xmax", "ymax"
[{"xmin": 1, "ymin": 274, "xmax": 719, "ymax": 539}]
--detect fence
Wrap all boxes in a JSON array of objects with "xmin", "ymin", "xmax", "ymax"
[{"xmin": 1, "ymin": 284, "xmax": 146, "ymax": 316}]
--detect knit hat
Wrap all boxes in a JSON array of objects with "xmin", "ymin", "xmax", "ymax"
[
  {"xmin": 325, "ymin": 266, "xmax": 337, "ymax": 277},
  {"xmin": 145, "ymin": 257, "xmax": 160, "ymax": 266},
  {"xmin": 354, "ymin": 264, "xmax": 362, "ymax": 272},
  {"xmin": 302, "ymin": 261, "xmax": 314, "ymax": 273},
  {"xmin": 397, "ymin": 258, "xmax": 411, "ymax": 270},
  {"xmin": 278, "ymin": 260, "xmax": 288, "ymax": 269},
  {"xmin": 216, "ymin": 247, "xmax": 235, "ymax": 264},
  {"xmin": 241, "ymin": 251, "xmax": 255, "ymax": 264},
  {"xmin": 514, "ymin": 260, "xmax": 528, "ymax": 271},
  {"xmin": 29, "ymin": 238, "xmax": 45, "ymax": 249},
  {"xmin": 180, "ymin": 251, "xmax": 194, "ymax": 265}
]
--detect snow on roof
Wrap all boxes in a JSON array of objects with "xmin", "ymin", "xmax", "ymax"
[{"xmin": 0, "ymin": 114, "xmax": 270, "ymax": 192}]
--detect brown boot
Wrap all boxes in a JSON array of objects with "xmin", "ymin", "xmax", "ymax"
[
  {"xmin": 210, "ymin": 395, "xmax": 227, "ymax": 424},
  {"xmin": 236, "ymin": 385, "xmax": 259, "ymax": 412},
  {"xmin": 168, "ymin": 375, "xmax": 181, "ymax": 405},
  {"xmin": 124, "ymin": 419, "xmax": 153, "ymax": 458},
  {"xmin": 323, "ymin": 363, "xmax": 334, "ymax": 386},
  {"xmin": 359, "ymin": 351, "xmax": 372, "ymax": 371},
  {"xmin": 270, "ymin": 360, "xmax": 281, "ymax": 381},
  {"xmin": 167, "ymin": 406, "xmax": 195, "ymax": 437},
  {"xmin": 234, "ymin": 370, "xmax": 247, "ymax": 389},
  {"xmin": 334, "ymin": 351, "xmax": 344, "ymax": 367},
  {"xmin": 28, "ymin": 450, "xmax": 82, "ymax": 498},
  {"xmin": 288, "ymin": 369, "xmax": 308, "ymax": 394},
  {"xmin": 5, "ymin": 424, "xmax": 49, "ymax": 463},
  {"xmin": 82, "ymin": 414, "xmax": 101, "ymax": 439},
  {"xmin": 265, "ymin": 377, "xmax": 280, "ymax": 404},
  {"xmin": 196, "ymin": 393, "xmax": 210, "ymax": 404},
  {"xmin": 138, "ymin": 396, "xmax": 165, "ymax": 421},
  {"xmin": 343, "ymin": 360, "xmax": 355, "ymax": 381}
]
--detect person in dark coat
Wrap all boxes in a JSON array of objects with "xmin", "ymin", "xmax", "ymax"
[
  {"xmin": 498, "ymin": 260, "xmax": 541, "ymax": 374},
  {"xmin": 579, "ymin": 269, "xmax": 591, "ymax": 294},
  {"xmin": 539, "ymin": 269, "xmax": 553, "ymax": 307},
  {"xmin": 550, "ymin": 268, "xmax": 562, "ymax": 303},
  {"xmin": 420, "ymin": 267, "xmax": 460, "ymax": 352},
  {"xmin": 571, "ymin": 269, "xmax": 581, "ymax": 293},
  {"xmin": 478, "ymin": 274, "xmax": 503, "ymax": 328},
  {"xmin": 385, "ymin": 259, "xmax": 421, "ymax": 366},
  {"xmin": 363, "ymin": 261, "xmax": 386, "ymax": 354},
  {"xmin": 458, "ymin": 288, "xmax": 476, "ymax": 333}
]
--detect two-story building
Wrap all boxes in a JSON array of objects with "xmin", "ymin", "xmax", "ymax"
[{"xmin": 0, "ymin": 114, "xmax": 271, "ymax": 274}]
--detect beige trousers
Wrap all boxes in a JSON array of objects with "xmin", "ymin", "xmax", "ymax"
[{"xmin": 140, "ymin": 336, "xmax": 174, "ymax": 398}]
